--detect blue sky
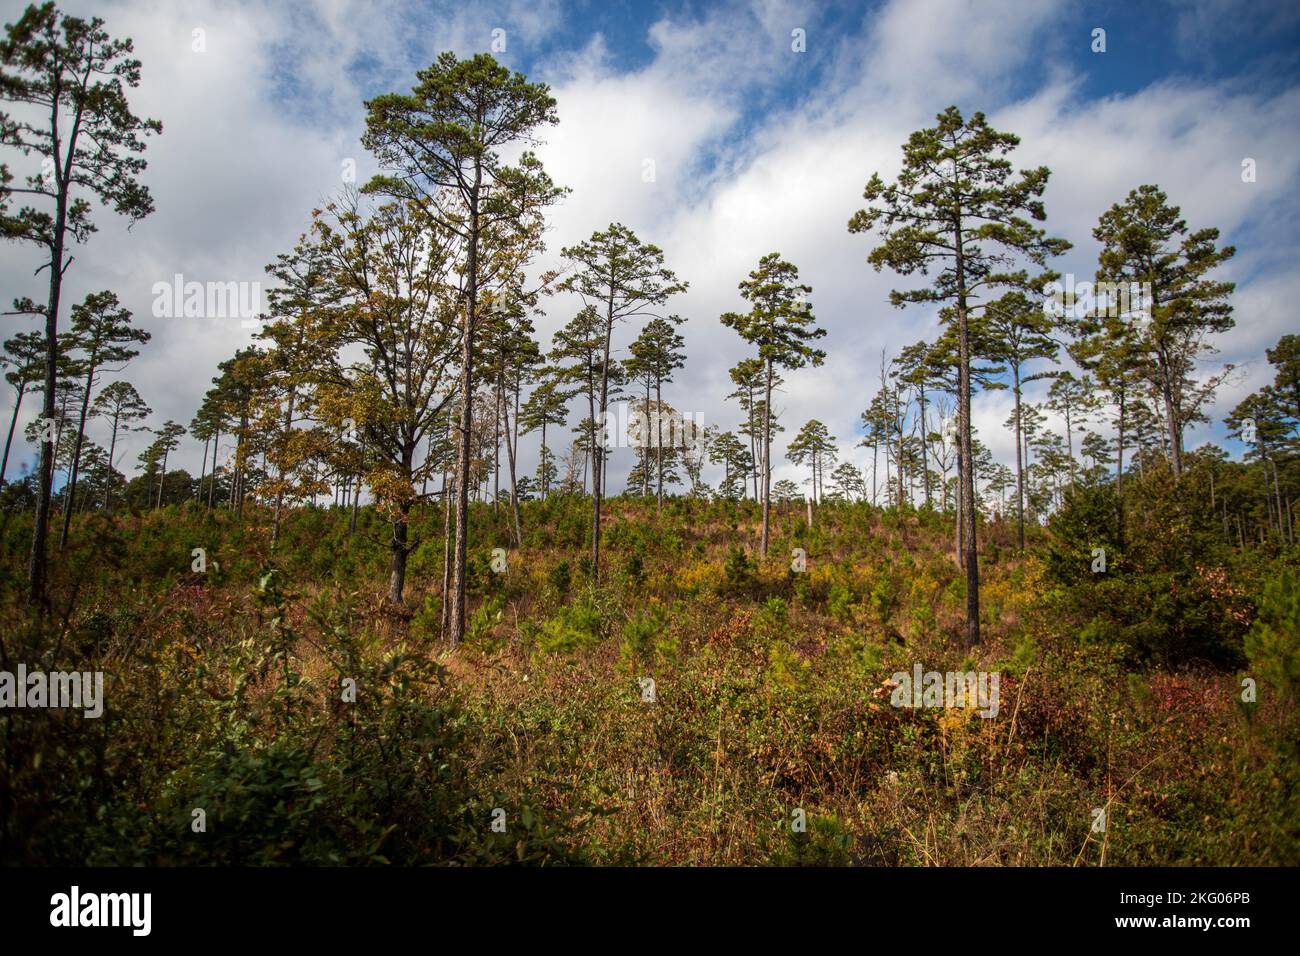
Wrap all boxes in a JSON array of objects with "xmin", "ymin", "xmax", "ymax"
[{"xmin": 2, "ymin": 0, "xmax": 1297, "ymax": 496}]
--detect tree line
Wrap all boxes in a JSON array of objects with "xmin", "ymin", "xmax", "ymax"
[{"xmin": 2, "ymin": 4, "xmax": 1293, "ymax": 650}]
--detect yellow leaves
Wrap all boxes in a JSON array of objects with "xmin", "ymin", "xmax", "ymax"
[
  {"xmin": 366, "ymin": 465, "xmax": 418, "ymax": 519},
  {"xmin": 676, "ymin": 559, "xmax": 724, "ymax": 596},
  {"xmin": 807, "ymin": 562, "xmax": 836, "ymax": 592}
]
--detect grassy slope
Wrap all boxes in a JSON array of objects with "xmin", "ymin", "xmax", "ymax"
[{"xmin": 1, "ymin": 495, "xmax": 1296, "ymax": 865}]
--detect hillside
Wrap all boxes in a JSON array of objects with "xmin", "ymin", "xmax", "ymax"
[{"xmin": 3, "ymin": 480, "xmax": 1295, "ymax": 866}]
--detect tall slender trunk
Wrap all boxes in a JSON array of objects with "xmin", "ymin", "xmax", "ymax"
[
  {"xmin": 871, "ymin": 439, "xmax": 878, "ymax": 506},
  {"xmin": 511, "ymin": 379, "xmax": 521, "ymax": 501},
  {"xmin": 196, "ymin": 434, "xmax": 208, "ymax": 507},
  {"xmin": 1156, "ymin": 348, "xmax": 1183, "ymax": 477},
  {"xmin": 103, "ymin": 414, "xmax": 121, "ymax": 511},
  {"xmin": 895, "ymin": 397, "xmax": 905, "ymax": 510},
  {"xmin": 918, "ymin": 382, "xmax": 930, "ymax": 509},
  {"xmin": 272, "ymin": 387, "xmax": 296, "ymax": 548},
  {"xmin": 388, "ymin": 497, "xmax": 410, "ymax": 604},
  {"xmin": 29, "ymin": 217, "xmax": 66, "ymax": 607},
  {"xmin": 955, "ymin": 413, "xmax": 963, "ymax": 563},
  {"xmin": 156, "ymin": 447, "xmax": 169, "ymax": 509},
  {"xmin": 234, "ymin": 410, "xmax": 248, "ymax": 520},
  {"xmin": 1013, "ymin": 363, "xmax": 1025, "ymax": 551},
  {"xmin": 502, "ymin": 398, "xmax": 522, "ymax": 547},
  {"xmin": 449, "ymin": 159, "xmax": 482, "ymax": 647},
  {"xmin": 587, "ymin": 383, "xmax": 597, "ymax": 554},
  {"xmin": 1115, "ymin": 387, "xmax": 1127, "ymax": 546},
  {"xmin": 2, "ymin": 383, "xmax": 27, "ymax": 488},
  {"xmin": 208, "ymin": 428, "xmax": 220, "ymax": 510},
  {"xmin": 540, "ymin": 419, "xmax": 548, "ymax": 501},
  {"xmin": 593, "ymin": 293, "xmax": 615, "ymax": 583},
  {"xmin": 954, "ymin": 215, "xmax": 980, "ymax": 647},
  {"xmin": 59, "ymin": 357, "xmax": 98, "ymax": 549},
  {"xmin": 1063, "ymin": 403, "xmax": 1076, "ymax": 487},
  {"xmin": 492, "ymin": 377, "xmax": 501, "ymax": 514},
  {"xmin": 655, "ymin": 378, "xmax": 664, "ymax": 510},
  {"xmin": 440, "ymin": 468, "xmax": 453, "ymax": 640},
  {"xmin": 761, "ymin": 358, "xmax": 773, "ymax": 555},
  {"xmin": 748, "ymin": 384, "xmax": 758, "ymax": 500},
  {"xmin": 641, "ymin": 383, "xmax": 650, "ymax": 498}
]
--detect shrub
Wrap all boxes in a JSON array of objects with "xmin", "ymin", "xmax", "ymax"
[
  {"xmin": 536, "ymin": 592, "xmax": 605, "ymax": 655},
  {"xmin": 1246, "ymin": 567, "xmax": 1300, "ymax": 703},
  {"xmin": 721, "ymin": 545, "xmax": 757, "ymax": 596}
]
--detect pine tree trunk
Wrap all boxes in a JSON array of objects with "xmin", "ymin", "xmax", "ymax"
[
  {"xmin": 1013, "ymin": 363, "xmax": 1025, "ymax": 551},
  {"xmin": 955, "ymin": 232, "xmax": 980, "ymax": 647},
  {"xmin": 919, "ymin": 382, "xmax": 930, "ymax": 509},
  {"xmin": 0, "ymin": 382, "xmax": 24, "ymax": 489},
  {"xmin": 502, "ymin": 400, "xmax": 522, "ymax": 547},
  {"xmin": 1115, "ymin": 388, "xmax": 1127, "ymax": 546},
  {"xmin": 761, "ymin": 359, "xmax": 773, "ymax": 555},
  {"xmin": 655, "ymin": 379, "xmax": 664, "ymax": 510},
  {"xmin": 196, "ymin": 434, "xmax": 208, "ymax": 509},
  {"xmin": 29, "ymin": 212, "xmax": 66, "ymax": 608},
  {"xmin": 450, "ymin": 162, "xmax": 482, "ymax": 647},
  {"xmin": 441, "ymin": 468, "xmax": 453, "ymax": 640},
  {"xmin": 104, "ymin": 415, "xmax": 121, "ymax": 511},
  {"xmin": 61, "ymin": 358, "xmax": 98, "ymax": 550}
]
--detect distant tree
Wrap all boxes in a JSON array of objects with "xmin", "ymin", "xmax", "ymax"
[
  {"xmin": 771, "ymin": 478, "xmax": 801, "ymax": 503},
  {"xmin": 208, "ymin": 348, "xmax": 262, "ymax": 519},
  {"xmin": 1, "ymin": 329, "xmax": 44, "ymax": 487},
  {"xmin": 860, "ymin": 352, "xmax": 895, "ymax": 506},
  {"xmin": 254, "ymin": 235, "xmax": 334, "ymax": 548},
  {"xmin": 625, "ymin": 316, "xmax": 686, "ymax": 509},
  {"xmin": 787, "ymin": 419, "xmax": 837, "ymax": 504},
  {"xmin": 1227, "ymin": 388, "xmax": 1292, "ymax": 540},
  {"xmin": 829, "ymin": 460, "xmax": 865, "ymax": 502},
  {"xmin": 1081, "ymin": 430, "xmax": 1111, "ymax": 474},
  {"xmin": 559, "ymin": 223, "xmax": 687, "ymax": 580},
  {"xmin": 679, "ymin": 420, "xmax": 713, "ymax": 497},
  {"xmin": 727, "ymin": 358, "xmax": 768, "ymax": 500},
  {"xmin": 1093, "ymin": 184, "xmax": 1236, "ymax": 478},
  {"xmin": 60, "ymin": 290, "xmax": 148, "ymax": 547},
  {"xmin": 1046, "ymin": 371, "xmax": 1094, "ymax": 487},
  {"xmin": 141, "ymin": 420, "xmax": 185, "ymax": 509},
  {"xmin": 986, "ymin": 462, "xmax": 1014, "ymax": 516},
  {"xmin": 520, "ymin": 372, "xmax": 571, "ymax": 502},
  {"xmin": 91, "ymin": 379, "xmax": 149, "ymax": 510},
  {"xmin": 981, "ymin": 290, "xmax": 1059, "ymax": 550},
  {"xmin": 709, "ymin": 430, "xmax": 751, "ymax": 501},
  {"xmin": 550, "ymin": 305, "xmax": 607, "ymax": 502},
  {"xmin": 1266, "ymin": 334, "xmax": 1300, "ymax": 422},
  {"xmin": 894, "ymin": 340, "xmax": 945, "ymax": 508},
  {"xmin": 721, "ymin": 253, "xmax": 826, "ymax": 554},
  {"xmin": 482, "ymin": 306, "xmax": 542, "ymax": 544}
]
